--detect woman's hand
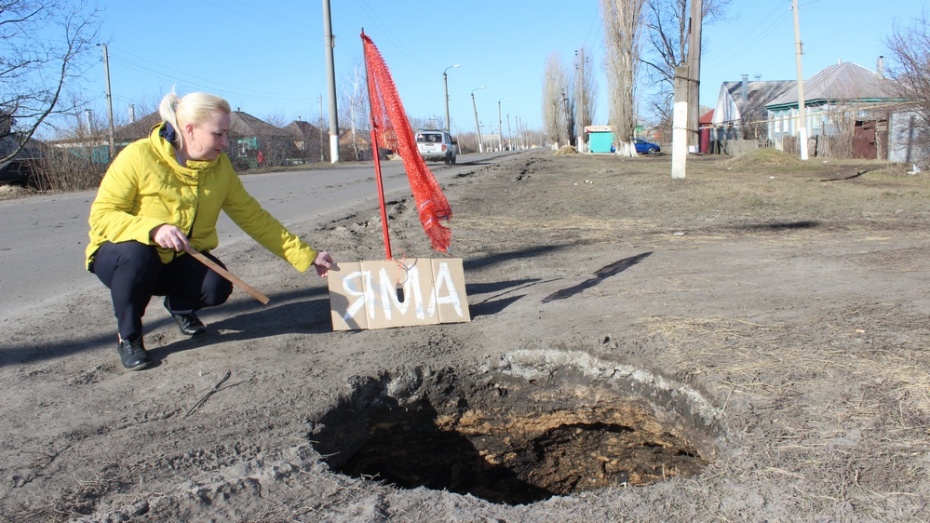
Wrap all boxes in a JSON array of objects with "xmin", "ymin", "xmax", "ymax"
[
  {"xmin": 312, "ymin": 251, "xmax": 334, "ymax": 277},
  {"xmin": 150, "ymin": 224, "xmax": 190, "ymax": 252}
]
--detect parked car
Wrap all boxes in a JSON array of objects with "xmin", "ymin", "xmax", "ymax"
[
  {"xmin": 0, "ymin": 135, "xmax": 41, "ymax": 187},
  {"xmin": 0, "ymin": 160, "xmax": 33, "ymax": 187},
  {"xmin": 634, "ymin": 138, "xmax": 661, "ymax": 155},
  {"xmin": 416, "ymin": 129, "xmax": 457, "ymax": 164}
]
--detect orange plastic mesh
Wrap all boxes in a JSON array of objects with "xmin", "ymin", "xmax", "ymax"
[{"xmin": 362, "ymin": 32, "xmax": 452, "ymax": 253}]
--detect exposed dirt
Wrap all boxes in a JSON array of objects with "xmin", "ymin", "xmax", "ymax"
[
  {"xmin": 2, "ymin": 149, "xmax": 930, "ymax": 522},
  {"xmin": 311, "ymin": 357, "xmax": 716, "ymax": 506}
]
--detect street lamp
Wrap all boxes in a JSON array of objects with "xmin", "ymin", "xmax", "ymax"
[
  {"xmin": 443, "ymin": 64, "xmax": 459, "ymax": 133},
  {"xmin": 471, "ymin": 86, "xmax": 485, "ymax": 153},
  {"xmin": 498, "ymin": 98, "xmax": 508, "ymax": 152}
]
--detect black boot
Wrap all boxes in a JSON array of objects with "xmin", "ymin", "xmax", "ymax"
[
  {"xmin": 117, "ymin": 334, "xmax": 152, "ymax": 371},
  {"xmin": 165, "ymin": 300, "xmax": 206, "ymax": 337}
]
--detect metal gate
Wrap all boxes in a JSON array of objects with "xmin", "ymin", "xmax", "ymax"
[{"xmin": 853, "ymin": 120, "xmax": 877, "ymax": 159}]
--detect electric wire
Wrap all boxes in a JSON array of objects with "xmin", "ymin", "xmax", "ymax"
[
  {"xmin": 702, "ymin": 2, "xmax": 791, "ymax": 71},
  {"xmin": 198, "ymin": 0, "xmax": 312, "ymax": 38},
  {"xmin": 106, "ymin": 48, "xmax": 314, "ymax": 106},
  {"xmin": 355, "ymin": 0, "xmax": 434, "ymax": 74}
]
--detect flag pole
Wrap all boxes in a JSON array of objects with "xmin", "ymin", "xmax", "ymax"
[{"xmin": 361, "ymin": 28, "xmax": 393, "ymax": 260}]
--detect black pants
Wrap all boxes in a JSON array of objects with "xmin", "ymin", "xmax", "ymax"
[{"xmin": 92, "ymin": 241, "xmax": 233, "ymax": 340}]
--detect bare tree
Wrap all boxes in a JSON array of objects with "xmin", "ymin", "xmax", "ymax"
[
  {"xmin": 542, "ymin": 53, "xmax": 566, "ymax": 146},
  {"xmin": 0, "ymin": 0, "xmax": 102, "ymax": 162},
  {"xmin": 562, "ymin": 68, "xmax": 577, "ymax": 146},
  {"xmin": 602, "ymin": 0, "xmax": 647, "ymax": 156},
  {"xmin": 258, "ymin": 111, "xmax": 295, "ymax": 168},
  {"xmin": 640, "ymin": 0, "xmax": 729, "ymax": 130},
  {"xmin": 541, "ymin": 53, "xmax": 578, "ymax": 147},
  {"xmin": 339, "ymin": 58, "xmax": 371, "ymax": 161},
  {"xmin": 885, "ymin": 12, "xmax": 930, "ymax": 164},
  {"xmin": 575, "ymin": 46, "xmax": 597, "ymax": 133}
]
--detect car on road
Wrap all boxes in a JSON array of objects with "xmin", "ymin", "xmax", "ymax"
[
  {"xmin": 634, "ymin": 138, "xmax": 661, "ymax": 155},
  {"xmin": 416, "ymin": 129, "xmax": 457, "ymax": 164}
]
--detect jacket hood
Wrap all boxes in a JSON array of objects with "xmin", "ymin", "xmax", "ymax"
[{"xmin": 149, "ymin": 122, "xmax": 220, "ymax": 185}]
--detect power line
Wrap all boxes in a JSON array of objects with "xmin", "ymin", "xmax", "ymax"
[
  {"xmin": 197, "ymin": 0, "xmax": 312, "ymax": 38},
  {"xmin": 355, "ymin": 0, "xmax": 434, "ymax": 74},
  {"xmin": 702, "ymin": 3, "xmax": 791, "ymax": 70},
  {"xmin": 107, "ymin": 48, "xmax": 316, "ymax": 106}
]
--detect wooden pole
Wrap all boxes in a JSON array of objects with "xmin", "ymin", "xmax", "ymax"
[
  {"xmin": 792, "ymin": 0, "xmax": 809, "ymax": 160},
  {"xmin": 184, "ymin": 246, "xmax": 270, "ymax": 305}
]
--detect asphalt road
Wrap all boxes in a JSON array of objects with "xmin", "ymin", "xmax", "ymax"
[{"xmin": 0, "ymin": 152, "xmax": 509, "ymax": 321}]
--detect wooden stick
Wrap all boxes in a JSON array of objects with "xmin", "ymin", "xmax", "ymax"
[
  {"xmin": 183, "ymin": 246, "xmax": 270, "ymax": 305},
  {"xmin": 184, "ymin": 370, "xmax": 232, "ymax": 418}
]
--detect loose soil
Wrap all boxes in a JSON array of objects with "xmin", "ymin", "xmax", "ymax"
[{"xmin": 2, "ymin": 149, "xmax": 930, "ymax": 522}]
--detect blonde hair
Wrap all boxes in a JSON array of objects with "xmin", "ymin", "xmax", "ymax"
[{"xmin": 158, "ymin": 91, "xmax": 231, "ymax": 148}]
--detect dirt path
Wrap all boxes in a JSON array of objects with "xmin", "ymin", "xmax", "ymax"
[{"xmin": 2, "ymin": 149, "xmax": 929, "ymax": 522}]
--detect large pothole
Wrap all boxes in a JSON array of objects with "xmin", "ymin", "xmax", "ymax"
[{"xmin": 309, "ymin": 350, "xmax": 723, "ymax": 505}]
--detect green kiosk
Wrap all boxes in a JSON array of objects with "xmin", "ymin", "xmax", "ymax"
[{"xmin": 585, "ymin": 125, "xmax": 614, "ymax": 153}]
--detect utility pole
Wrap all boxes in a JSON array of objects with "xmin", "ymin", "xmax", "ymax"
[
  {"xmin": 471, "ymin": 86, "xmax": 485, "ymax": 152},
  {"xmin": 561, "ymin": 89, "xmax": 571, "ymax": 146},
  {"xmin": 318, "ymin": 94, "xmax": 325, "ymax": 162},
  {"xmin": 100, "ymin": 44, "xmax": 115, "ymax": 161},
  {"xmin": 322, "ymin": 0, "xmax": 339, "ymax": 163},
  {"xmin": 687, "ymin": 0, "xmax": 703, "ymax": 150},
  {"xmin": 576, "ymin": 48, "xmax": 586, "ymax": 152},
  {"xmin": 507, "ymin": 113, "xmax": 512, "ymax": 151},
  {"xmin": 443, "ymin": 64, "xmax": 459, "ymax": 133},
  {"xmin": 792, "ymin": 0, "xmax": 809, "ymax": 160},
  {"xmin": 515, "ymin": 116, "xmax": 521, "ymax": 149},
  {"xmin": 497, "ymin": 98, "xmax": 506, "ymax": 151}
]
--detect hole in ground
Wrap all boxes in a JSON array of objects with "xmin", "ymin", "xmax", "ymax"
[{"xmin": 309, "ymin": 350, "xmax": 723, "ymax": 505}]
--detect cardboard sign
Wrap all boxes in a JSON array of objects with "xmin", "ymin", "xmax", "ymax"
[{"xmin": 327, "ymin": 258, "xmax": 471, "ymax": 330}]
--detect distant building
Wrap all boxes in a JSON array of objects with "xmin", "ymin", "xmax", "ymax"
[
  {"xmin": 765, "ymin": 61, "xmax": 900, "ymax": 144},
  {"xmin": 584, "ymin": 126, "xmax": 614, "ymax": 153},
  {"xmin": 705, "ymin": 61, "xmax": 919, "ymax": 161},
  {"xmin": 707, "ymin": 76, "xmax": 795, "ymax": 153},
  {"xmin": 284, "ymin": 120, "xmax": 325, "ymax": 163},
  {"xmin": 113, "ymin": 111, "xmax": 162, "ymax": 147},
  {"xmin": 110, "ymin": 109, "xmax": 291, "ymax": 168}
]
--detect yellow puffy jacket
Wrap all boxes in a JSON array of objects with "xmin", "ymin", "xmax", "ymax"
[{"xmin": 86, "ymin": 123, "xmax": 318, "ymax": 272}]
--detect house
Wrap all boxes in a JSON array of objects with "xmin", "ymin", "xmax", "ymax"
[
  {"xmin": 113, "ymin": 111, "xmax": 162, "ymax": 147},
  {"xmin": 110, "ymin": 109, "xmax": 291, "ymax": 168},
  {"xmin": 338, "ymin": 128, "xmax": 383, "ymax": 161},
  {"xmin": 707, "ymin": 75, "xmax": 795, "ymax": 152},
  {"xmin": 765, "ymin": 61, "xmax": 903, "ymax": 158},
  {"xmin": 227, "ymin": 110, "xmax": 293, "ymax": 167},
  {"xmin": 339, "ymin": 129, "xmax": 371, "ymax": 161},
  {"xmin": 284, "ymin": 120, "xmax": 325, "ymax": 163}
]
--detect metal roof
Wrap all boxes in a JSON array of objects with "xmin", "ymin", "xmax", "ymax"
[
  {"xmin": 712, "ymin": 80, "xmax": 795, "ymax": 126},
  {"xmin": 722, "ymin": 80, "xmax": 797, "ymax": 109},
  {"xmin": 765, "ymin": 61, "xmax": 898, "ymax": 108}
]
